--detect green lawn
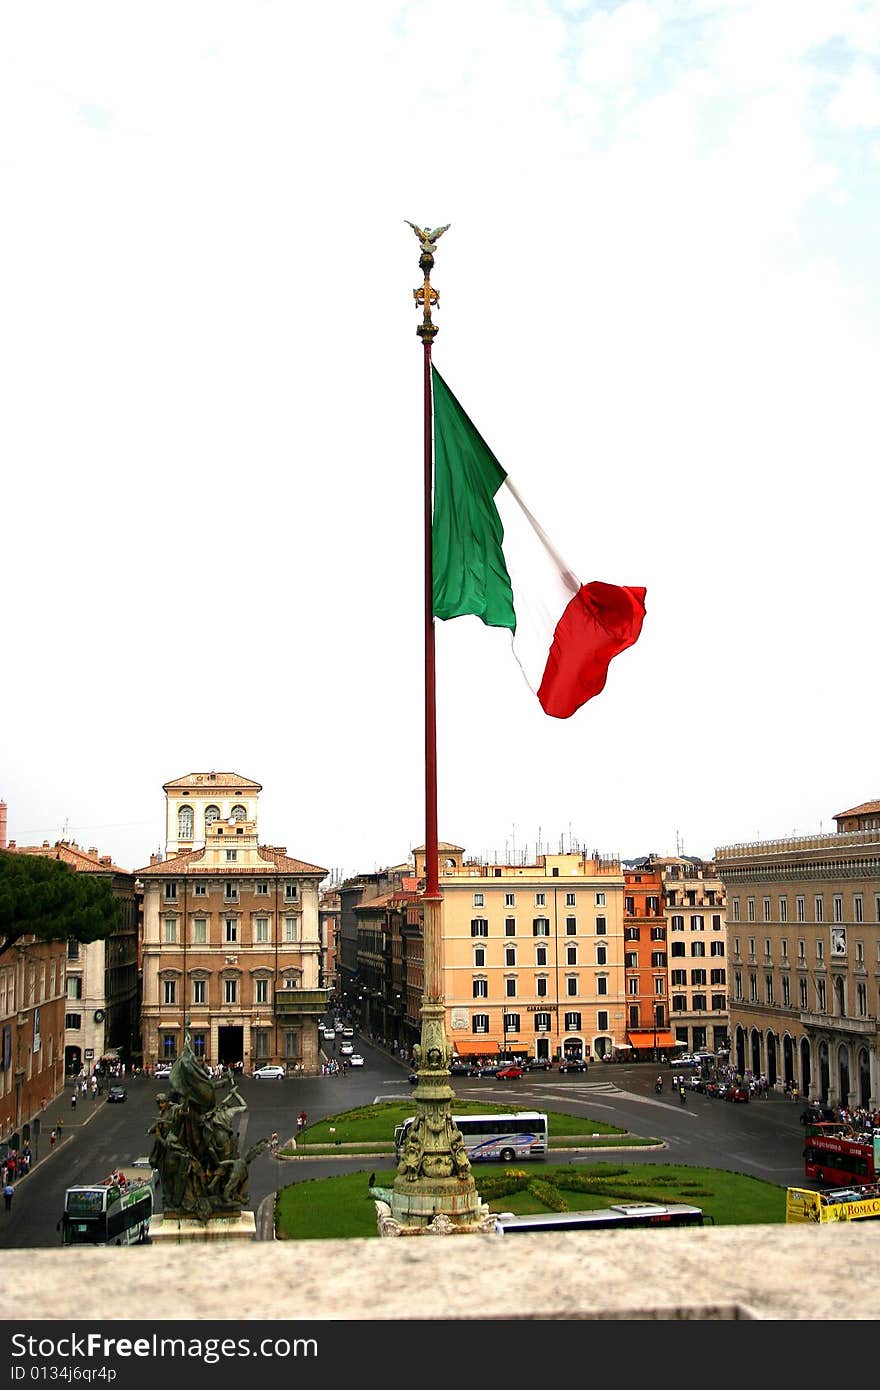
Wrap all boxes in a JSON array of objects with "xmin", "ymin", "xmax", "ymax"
[
  {"xmin": 293, "ymin": 1100, "xmax": 647, "ymax": 1150},
  {"xmin": 275, "ymin": 1162, "xmax": 786, "ymax": 1240}
]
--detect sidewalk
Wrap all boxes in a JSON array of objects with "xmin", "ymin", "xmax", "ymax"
[{"xmin": 7, "ymin": 1078, "xmax": 108, "ymax": 1188}]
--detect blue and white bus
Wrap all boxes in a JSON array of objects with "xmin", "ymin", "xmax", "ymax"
[
  {"xmin": 394, "ymin": 1111, "xmax": 548, "ymax": 1164},
  {"xmin": 493, "ymin": 1202, "xmax": 707, "ymax": 1234}
]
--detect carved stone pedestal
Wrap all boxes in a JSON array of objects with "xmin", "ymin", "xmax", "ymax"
[
  {"xmin": 375, "ymin": 1198, "xmax": 496, "ymax": 1238},
  {"xmin": 150, "ymin": 1211, "xmax": 257, "ymax": 1243}
]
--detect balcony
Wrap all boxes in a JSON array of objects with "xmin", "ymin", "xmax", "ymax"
[
  {"xmin": 274, "ymin": 989, "xmax": 330, "ymax": 1019},
  {"xmin": 799, "ymin": 1011, "xmax": 876, "ymax": 1036}
]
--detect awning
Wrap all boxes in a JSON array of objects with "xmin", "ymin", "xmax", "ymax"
[
  {"xmin": 453, "ymin": 1039, "xmax": 499, "ymax": 1056},
  {"xmin": 626, "ymin": 1030, "xmax": 676, "ymax": 1050}
]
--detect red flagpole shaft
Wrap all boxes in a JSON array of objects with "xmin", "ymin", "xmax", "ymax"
[{"xmin": 423, "ymin": 337, "xmax": 439, "ymax": 898}]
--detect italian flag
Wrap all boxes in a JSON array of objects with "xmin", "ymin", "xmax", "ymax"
[{"xmin": 431, "ymin": 367, "xmax": 646, "ymax": 719}]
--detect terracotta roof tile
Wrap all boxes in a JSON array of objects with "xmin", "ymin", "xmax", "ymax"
[
  {"xmin": 163, "ymin": 771, "xmax": 262, "ymax": 791},
  {"xmin": 10, "ymin": 841, "xmax": 129, "ymax": 874},
  {"xmin": 135, "ymin": 845, "xmax": 327, "ymax": 877},
  {"xmin": 834, "ymin": 800, "xmax": 880, "ymax": 819}
]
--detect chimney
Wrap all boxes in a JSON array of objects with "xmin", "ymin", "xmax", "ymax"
[
  {"xmin": 0, "ymin": 802, "xmax": 6, "ymax": 850},
  {"xmin": 88, "ymin": 847, "xmax": 98, "ymax": 858},
  {"xmin": 99, "ymin": 856, "xmax": 112, "ymax": 866}
]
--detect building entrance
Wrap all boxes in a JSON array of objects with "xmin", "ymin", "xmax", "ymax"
[{"xmin": 218, "ymin": 1026, "xmax": 244, "ymax": 1065}]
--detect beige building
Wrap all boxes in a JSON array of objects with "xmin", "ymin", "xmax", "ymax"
[
  {"xmin": 138, "ymin": 772, "xmax": 328, "ymax": 1072},
  {"xmin": 412, "ymin": 844, "xmax": 627, "ymax": 1061},
  {"xmin": 715, "ymin": 802, "xmax": 880, "ymax": 1106},
  {"xmin": 651, "ymin": 854, "xmax": 729, "ymax": 1055}
]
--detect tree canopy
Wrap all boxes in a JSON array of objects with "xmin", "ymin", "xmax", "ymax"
[{"xmin": 0, "ymin": 851, "xmax": 122, "ymax": 958}]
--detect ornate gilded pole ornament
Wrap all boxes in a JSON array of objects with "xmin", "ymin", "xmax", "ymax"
[{"xmin": 406, "ymin": 220, "xmax": 450, "ymax": 341}]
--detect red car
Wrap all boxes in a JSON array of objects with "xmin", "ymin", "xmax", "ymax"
[
  {"xmin": 724, "ymin": 1084, "xmax": 750, "ymax": 1103},
  {"xmin": 495, "ymin": 1065, "xmax": 524, "ymax": 1080}
]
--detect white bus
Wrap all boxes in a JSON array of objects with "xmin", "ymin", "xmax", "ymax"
[
  {"xmin": 494, "ymin": 1202, "xmax": 707, "ymax": 1234},
  {"xmin": 394, "ymin": 1111, "xmax": 548, "ymax": 1164},
  {"xmin": 59, "ymin": 1174, "xmax": 153, "ymax": 1246}
]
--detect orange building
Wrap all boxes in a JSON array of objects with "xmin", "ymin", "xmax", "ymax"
[{"xmin": 623, "ymin": 865, "xmax": 674, "ymax": 1059}]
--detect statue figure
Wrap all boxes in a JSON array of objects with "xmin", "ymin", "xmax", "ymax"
[
  {"xmin": 147, "ymin": 1032, "xmax": 268, "ymax": 1220},
  {"xmin": 405, "ymin": 221, "xmax": 451, "ymax": 256}
]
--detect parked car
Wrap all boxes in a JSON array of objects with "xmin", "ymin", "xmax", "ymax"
[
  {"xmin": 107, "ymin": 1086, "xmax": 127, "ymax": 1103},
  {"xmin": 558, "ymin": 1059, "xmax": 589, "ymax": 1074},
  {"xmin": 349, "ymin": 1053, "xmax": 365, "ymax": 1068},
  {"xmin": 495, "ymin": 1065, "xmax": 524, "ymax": 1080},
  {"xmin": 450, "ymin": 1060, "xmax": 480, "ymax": 1076},
  {"xmin": 523, "ymin": 1057, "xmax": 552, "ymax": 1071},
  {"xmin": 724, "ymin": 1084, "xmax": 750, "ymax": 1103},
  {"xmin": 154, "ymin": 1064, "xmax": 172, "ymax": 1080},
  {"xmin": 253, "ymin": 1064, "xmax": 285, "ymax": 1080},
  {"xmin": 407, "ymin": 1072, "xmax": 419, "ymax": 1084}
]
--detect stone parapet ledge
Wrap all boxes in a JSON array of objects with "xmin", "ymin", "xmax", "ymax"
[{"xmin": 8, "ymin": 1224, "xmax": 880, "ymax": 1320}]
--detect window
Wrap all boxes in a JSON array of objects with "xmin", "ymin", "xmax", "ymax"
[
  {"xmin": 799, "ymin": 978, "xmax": 808, "ymax": 1008},
  {"xmin": 625, "ymin": 951, "xmax": 638, "ymax": 968},
  {"xmin": 732, "ymin": 898, "xmax": 740, "ymax": 922},
  {"xmin": 749, "ymin": 974, "xmax": 758, "ymax": 1002},
  {"xmin": 596, "ymin": 976, "xmax": 608, "ymax": 996},
  {"xmin": 856, "ymin": 940, "xmax": 864, "ymax": 963},
  {"xmin": 256, "ymin": 883, "xmax": 269, "ymax": 896},
  {"xmin": 692, "ymin": 993, "xmax": 707, "ymax": 1011},
  {"xmin": 691, "ymin": 968, "xmax": 706, "ymax": 985},
  {"xmin": 472, "ymin": 978, "xmax": 488, "ymax": 998},
  {"xmin": 225, "ymin": 882, "xmax": 239, "ymax": 902},
  {"xmin": 178, "ymin": 806, "xmax": 194, "ymax": 839},
  {"xmin": 763, "ymin": 897, "xmax": 771, "ymax": 922},
  {"xmin": 647, "ymin": 896, "xmax": 660, "ymax": 914},
  {"xmin": 654, "ymin": 977, "xmax": 665, "ymax": 996},
  {"xmin": 163, "ymin": 980, "xmax": 176, "ymax": 1005},
  {"xmin": 595, "ymin": 893, "xmax": 606, "ymax": 907},
  {"xmin": 504, "ymin": 918, "xmax": 516, "ymax": 936},
  {"xmin": 710, "ymin": 940, "xmax": 725, "ymax": 957},
  {"xmin": 67, "ymin": 977, "xmax": 82, "ymax": 1001},
  {"xmin": 254, "ymin": 917, "xmax": 269, "ymax": 944},
  {"xmin": 67, "ymin": 939, "xmax": 79, "ymax": 961},
  {"xmin": 471, "ymin": 919, "xmax": 489, "ymax": 937},
  {"xmin": 284, "ymin": 884, "xmax": 298, "ymax": 902},
  {"xmin": 747, "ymin": 898, "xmax": 755, "ymax": 922},
  {"xmin": 566, "ymin": 976, "xmax": 578, "ymax": 997},
  {"xmin": 255, "ymin": 979, "xmax": 269, "ymax": 1004},
  {"xmin": 224, "ymin": 979, "xmax": 238, "ymax": 1005},
  {"xmin": 651, "ymin": 952, "xmax": 666, "ymax": 968},
  {"xmin": 690, "ymin": 941, "xmax": 705, "ymax": 957},
  {"xmin": 164, "ymin": 883, "xmax": 178, "ymax": 902},
  {"xmin": 194, "ymin": 883, "xmax": 207, "ymax": 897},
  {"xmin": 814, "ymin": 895, "xmax": 824, "ymax": 923},
  {"xmin": 565, "ymin": 917, "xmax": 577, "ymax": 935},
  {"xmin": 505, "ymin": 947, "xmax": 516, "ymax": 967},
  {"xmin": 225, "ymin": 850, "xmax": 238, "ymax": 863},
  {"xmin": 710, "ymin": 968, "xmax": 726, "ymax": 985},
  {"xmin": 671, "ymin": 916, "xmax": 684, "ymax": 932},
  {"xmin": 534, "ymin": 1012, "xmax": 551, "ymax": 1032},
  {"xmin": 796, "ymin": 896, "xmax": 805, "ymax": 922},
  {"xmin": 595, "ymin": 916, "xmax": 607, "ymax": 935},
  {"xmin": 163, "ymin": 920, "xmax": 177, "ymax": 944},
  {"xmin": 650, "ymin": 925, "xmax": 666, "ymax": 940},
  {"xmin": 252, "ymin": 1029, "xmax": 269, "ymax": 1060},
  {"xmin": 536, "ymin": 977, "xmax": 548, "ymax": 997},
  {"xmin": 671, "ymin": 969, "xmax": 686, "ymax": 986},
  {"xmin": 833, "ymin": 895, "xmax": 843, "ymax": 923},
  {"xmin": 473, "ymin": 893, "xmax": 484, "ymax": 908},
  {"xmin": 625, "ymin": 895, "xmax": 635, "ymax": 914},
  {"xmin": 691, "ymin": 915, "xmax": 704, "ymax": 931},
  {"xmin": 505, "ymin": 978, "xmax": 517, "ymax": 998},
  {"xmin": 564, "ymin": 1011, "xmax": 581, "ymax": 1031},
  {"xmin": 628, "ymin": 977, "xmax": 639, "ymax": 995},
  {"xmin": 857, "ymin": 982, "xmax": 867, "ymax": 1016},
  {"xmin": 625, "ymin": 927, "xmax": 640, "ymax": 942},
  {"xmin": 473, "ymin": 947, "xmax": 486, "ymax": 968},
  {"xmin": 65, "ymin": 1014, "xmax": 81, "ymax": 1030},
  {"xmin": 671, "ymin": 941, "xmax": 685, "ymax": 957},
  {"xmin": 225, "ymin": 919, "xmax": 238, "ymax": 943},
  {"xmin": 161, "ymin": 1035, "xmax": 177, "ymax": 1061},
  {"xmin": 672, "ymin": 995, "xmax": 687, "ymax": 1012},
  {"xmin": 504, "ymin": 1012, "xmax": 520, "ymax": 1033},
  {"xmin": 781, "ymin": 976, "xmax": 790, "ymax": 1007},
  {"xmin": 535, "ymin": 892, "xmax": 546, "ymax": 907},
  {"xmin": 472, "ymin": 1014, "xmax": 489, "ymax": 1034},
  {"xmin": 204, "ymin": 806, "xmax": 220, "ymax": 830},
  {"xmin": 566, "ymin": 945, "xmax": 578, "ymax": 966},
  {"xmin": 779, "ymin": 897, "xmax": 787, "ymax": 923},
  {"xmin": 816, "ymin": 979, "xmax": 826, "ymax": 1012},
  {"xmin": 193, "ymin": 919, "xmax": 207, "ymax": 944},
  {"xmin": 597, "ymin": 1010, "xmax": 609, "ymax": 1031},
  {"xmin": 711, "ymin": 994, "xmax": 726, "ymax": 1011},
  {"xmin": 765, "ymin": 975, "xmax": 774, "ymax": 1005},
  {"xmin": 230, "ymin": 805, "xmax": 247, "ymax": 823},
  {"xmin": 535, "ymin": 946, "xmax": 547, "ymax": 966},
  {"xmin": 596, "ymin": 945, "xmax": 607, "ymax": 965},
  {"xmin": 192, "ymin": 980, "xmax": 206, "ymax": 1005},
  {"xmin": 565, "ymin": 892, "xmax": 576, "ymax": 907},
  {"xmin": 854, "ymin": 895, "xmax": 863, "ymax": 923},
  {"xmin": 748, "ymin": 938, "xmax": 756, "ymax": 958},
  {"xmin": 505, "ymin": 893, "xmax": 516, "ymax": 907},
  {"xmin": 816, "ymin": 940, "xmax": 824, "ymax": 961},
  {"xmin": 283, "ymin": 917, "xmax": 298, "ymax": 943},
  {"xmin": 797, "ymin": 939, "xmax": 805, "ymax": 961},
  {"xmin": 764, "ymin": 938, "xmax": 771, "ymax": 959},
  {"xmin": 532, "ymin": 918, "xmax": 550, "ymax": 936}
]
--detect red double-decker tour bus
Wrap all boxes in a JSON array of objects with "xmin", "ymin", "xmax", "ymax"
[{"xmin": 803, "ymin": 1124, "xmax": 880, "ymax": 1187}]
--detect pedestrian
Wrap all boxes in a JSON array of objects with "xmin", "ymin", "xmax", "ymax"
[
  {"xmin": 3, "ymin": 1183, "xmax": 13, "ymax": 1212},
  {"xmin": 56, "ymin": 1119, "xmax": 63, "ymax": 1140},
  {"xmin": 71, "ymin": 1092, "xmax": 77, "ymax": 1110},
  {"xmin": 50, "ymin": 1129, "xmax": 57, "ymax": 1149}
]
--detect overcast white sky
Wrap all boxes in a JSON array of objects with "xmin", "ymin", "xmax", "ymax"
[{"xmin": 2, "ymin": 1, "xmax": 879, "ymax": 880}]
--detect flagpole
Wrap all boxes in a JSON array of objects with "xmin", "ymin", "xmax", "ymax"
[{"xmin": 386, "ymin": 222, "xmax": 487, "ymax": 1232}]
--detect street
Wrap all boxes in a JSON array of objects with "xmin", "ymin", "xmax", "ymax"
[{"xmin": 0, "ymin": 1036, "xmax": 811, "ymax": 1248}]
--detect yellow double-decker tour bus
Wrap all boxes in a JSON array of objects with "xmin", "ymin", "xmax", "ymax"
[{"xmin": 786, "ymin": 1182, "xmax": 880, "ymax": 1223}]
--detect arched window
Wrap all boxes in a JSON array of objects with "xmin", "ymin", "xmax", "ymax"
[
  {"xmin": 204, "ymin": 805, "xmax": 221, "ymax": 829},
  {"xmin": 178, "ymin": 806, "xmax": 194, "ymax": 840},
  {"xmin": 230, "ymin": 805, "xmax": 247, "ymax": 823}
]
